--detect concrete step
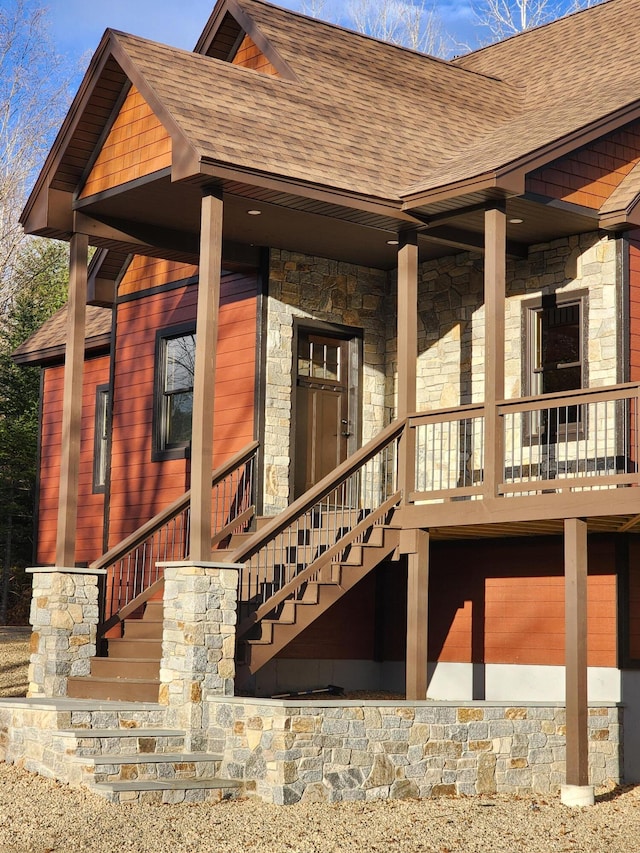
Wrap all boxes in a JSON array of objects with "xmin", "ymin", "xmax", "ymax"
[
  {"xmin": 90, "ymin": 657, "xmax": 161, "ymax": 680},
  {"xmin": 67, "ymin": 676, "xmax": 160, "ymax": 703},
  {"xmin": 89, "ymin": 777, "xmax": 244, "ymax": 804},
  {"xmin": 60, "ymin": 727, "xmax": 187, "ymax": 755}
]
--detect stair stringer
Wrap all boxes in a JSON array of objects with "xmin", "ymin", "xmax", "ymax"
[{"xmin": 236, "ymin": 525, "xmax": 400, "ymax": 683}]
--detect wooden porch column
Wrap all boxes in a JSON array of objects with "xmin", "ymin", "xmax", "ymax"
[
  {"xmin": 190, "ymin": 189, "xmax": 223, "ymax": 563},
  {"xmin": 397, "ymin": 230, "xmax": 418, "ymax": 499},
  {"xmin": 562, "ymin": 517, "xmax": 594, "ymax": 805},
  {"xmin": 483, "ymin": 203, "xmax": 506, "ymax": 499},
  {"xmin": 405, "ymin": 528, "xmax": 429, "ymax": 700},
  {"xmin": 55, "ymin": 232, "xmax": 89, "ymax": 567}
]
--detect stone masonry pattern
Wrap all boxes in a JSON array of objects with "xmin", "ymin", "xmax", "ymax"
[
  {"xmin": 28, "ymin": 570, "xmax": 101, "ymax": 698},
  {"xmin": 208, "ymin": 699, "xmax": 621, "ymax": 805}
]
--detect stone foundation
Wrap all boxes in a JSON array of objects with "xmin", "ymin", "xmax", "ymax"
[
  {"xmin": 27, "ymin": 568, "xmax": 104, "ymax": 698},
  {"xmin": 207, "ymin": 698, "xmax": 621, "ymax": 804}
]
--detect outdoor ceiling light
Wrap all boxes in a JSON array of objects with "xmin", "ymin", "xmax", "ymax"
[
  {"xmin": 509, "ymin": 218, "xmax": 524, "ymax": 224},
  {"xmin": 247, "ymin": 209, "xmax": 262, "ymax": 215}
]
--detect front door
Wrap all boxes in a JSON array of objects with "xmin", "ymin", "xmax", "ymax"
[{"xmin": 293, "ymin": 330, "xmax": 357, "ymax": 498}]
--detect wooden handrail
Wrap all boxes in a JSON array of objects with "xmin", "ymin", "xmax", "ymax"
[
  {"xmin": 228, "ymin": 419, "xmax": 405, "ymax": 565},
  {"xmin": 100, "ymin": 578, "xmax": 165, "ymax": 634},
  {"xmin": 236, "ymin": 492, "xmax": 401, "ymax": 639},
  {"xmin": 497, "ymin": 382, "xmax": 640, "ymax": 413},
  {"xmin": 90, "ymin": 440, "xmax": 259, "ymax": 572}
]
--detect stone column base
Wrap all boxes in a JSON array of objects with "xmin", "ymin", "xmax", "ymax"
[{"xmin": 561, "ymin": 784, "xmax": 595, "ymax": 807}]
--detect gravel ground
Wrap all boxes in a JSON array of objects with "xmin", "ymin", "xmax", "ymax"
[{"xmin": 2, "ymin": 631, "xmax": 640, "ymax": 852}]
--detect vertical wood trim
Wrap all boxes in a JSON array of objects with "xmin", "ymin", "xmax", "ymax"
[
  {"xmin": 564, "ymin": 517, "xmax": 589, "ymax": 787},
  {"xmin": 397, "ymin": 231, "xmax": 418, "ymax": 499},
  {"xmin": 190, "ymin": 190, "xmax": 223, "ymax": 562},
  {"xmin": 56, "ymin": 232, "xmax": 89, "ymax": 567},
  {"xmin": 484, "ymin": 204, "xmax": 506, "ymax": 499},
  {"xmin": 406, "ymin": 528, "xmax": 429, "ymax": 700}
]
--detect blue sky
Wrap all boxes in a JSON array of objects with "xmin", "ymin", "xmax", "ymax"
[{"xmin": 44, "ymin": 0, "xmax": 476, "ymax": 61}]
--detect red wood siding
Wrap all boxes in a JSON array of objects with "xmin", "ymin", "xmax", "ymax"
[
  {"xmin": 526, "ymin": 121, "xmax": 640, "ymax": 209},
  {"xmin": 231, "ymin": 34, "xmax": 279, "ymax": 76},
  {"xmin": 37, "ymin": 356, "xmax": 110, "ymax": 565},
  {"xmin": 107, "ymin": 268, "xmax": 257, "ymax": 546},
  {"xmin": 280, "ymin": 538, "xmax": 618, "ymax": 668},
  {"xmin": 430, "ymin": 539, "xmax": 617, "ymax": 668},
  {"xmin": 80, "ymin": 87, "xmax": 172, "ymax": 199},
  {"xmin": 119, "ymin": 256, "xmax": 198, "ymax": 298}
]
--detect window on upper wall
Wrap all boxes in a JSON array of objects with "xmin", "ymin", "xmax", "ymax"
[
  {"xmin": 153, "ymin": 325, "xmax": 196, "ymax": 461},
  {"xmin": 525, "ymin": 292, "xmax": 586, "ymax": 440},
  {"xmin": 93, "ymin": 385, "xmax": 110, "ymax": 493}
]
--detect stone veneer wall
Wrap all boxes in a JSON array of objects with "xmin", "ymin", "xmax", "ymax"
[
  {"xmin": 385, "ymin": 232, "xmax": 619, "ymax": 413},
  {"xmin": 27, "ymin": 568, "xmax": 103, "ymax": 697},
  {"xmin": 208, "ymin": 698, "xmax": 621, "ymax": 804},
  {"xmin": 264, "ymin": 250, "xmax": 388, "ymax": 514}
]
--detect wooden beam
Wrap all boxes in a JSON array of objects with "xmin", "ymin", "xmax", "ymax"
[
  {"xmin": 56, "ymin": 232, "xmax": 88, "ymax": 567},
  {"xmin": 189, "ymin": 189, "xmax": 223, "ymax": 562},
  {"xmin": 405, "ymin": 529, "xmax": 429, "ymax": 701},
  {"xmin": 421, "ymin": 224, "xmax": 528, "ymax": 260},
  {"xmin": 564, "ymin": 517, "xmax": 589, "ymax": 788},
  {"xmin": 397, "ymin": 231, "xmax": 418, "ymax": 500},
  {"xmin": 483, "ymin": 204, "xmax": 506, "ymax": 499}
]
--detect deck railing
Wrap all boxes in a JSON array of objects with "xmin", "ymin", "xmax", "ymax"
[
  {"xmin": 230, "ymin": 419, "xmax": 403, "ymax": 626},
  {"xmin": 94, "ymin": 440, "xmax": 259, "ymax": 631},
  {"xmin": 406, "ymin": 383, "xmax": 640, "ymax": 503},
  {"xmin": 499, "ymin": 384, "xmax": 639, "ymax": 495}
]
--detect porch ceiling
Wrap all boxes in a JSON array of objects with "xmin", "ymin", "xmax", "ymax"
[
  {"xmin": 73, "ymin": 174, "xmax": 603, "ymax": 271},
  {"xmin": 429, "ymin": 514, "xmax": 640, "ymax": 540}
]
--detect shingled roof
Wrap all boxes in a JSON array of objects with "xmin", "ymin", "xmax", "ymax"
[
  {"xmin": 21, "ymin": 0, "xmax": 640, "ymax": 228},
  {"xmin": 12, "ymin": 305, "xmax": 112, "ymax": 366}
]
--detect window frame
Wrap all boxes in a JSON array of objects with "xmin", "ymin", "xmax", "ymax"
[
  {"xmin": 92, "ymin": 384, "xmax": 110, "ymax": 494},
  {"xmin": 522, "ymin": 290, "xmax": 588, "ymax": 444},
  {"xmin": 152, "ymin": 322, "xmax": 196, "ymax": 462}
]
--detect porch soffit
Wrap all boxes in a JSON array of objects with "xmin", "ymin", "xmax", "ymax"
[{"xmin": 599, "ymin": 161, "xmax": 640, "ymax": 230}]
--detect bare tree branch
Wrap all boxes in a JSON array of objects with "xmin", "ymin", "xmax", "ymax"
[
  {"xmin": 347, "ymin": 0, "xmax": 448, "ymax": 55},
  {"xmin": 0, "ymin": 0, "xmax": 75, "ymax": 308}
]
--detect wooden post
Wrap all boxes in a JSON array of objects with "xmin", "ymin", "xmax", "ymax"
[
  {"xmin": 405, "ymin": 528, "xmax": 429, "ymax": 700},
  {"xmin": 56, "ymin": 232, "xmax": 88, "ymax": 567},
  {"xmin": 483, "ymin": 203, "xmax": 506, "ymax": 499},
  {"xmin": 190, "ymin": 189, "xmax": 223, "ymax": 562},
  {"xmin": 564, "ymin": 517, "xmax": 590, "ymax": 794},
  {"xmin": 397, "ymin": 231, "xmax": 418, "ymax": 500}
]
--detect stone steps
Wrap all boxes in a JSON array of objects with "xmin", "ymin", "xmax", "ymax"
[{"xmin": 89, "ymin": 778, "xmax": 244, "ymax": 804}]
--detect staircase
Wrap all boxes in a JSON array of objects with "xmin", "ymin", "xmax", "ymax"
[
  {"xmin": 67, "ymin": 599, "xmax": 162, "ymax": 702},
  {"xmin": 70, "ymin": 422, "xmax": 402, "ymax": 702},
  {"xmin": 233, "ymin": 509, "xmax": 401, "ymax": 687},
  {"xmin": 0, "ymin": 698, "xmax": 243, "ymax": 804}
]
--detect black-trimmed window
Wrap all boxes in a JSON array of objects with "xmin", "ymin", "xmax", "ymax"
[
  {"xmin": 525, "ymin": 292, "xmax": 586, "ymax": 439},
  {"xmin": 93, "ymin": 385, "xmax": 110, "ymax": 493},
  {"xmin": 153, "ymin": 324, "xmax": 196, "ymax": 460}
]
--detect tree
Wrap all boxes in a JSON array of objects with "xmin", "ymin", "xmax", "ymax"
[
  {"xmin": 471, "ymin": 0, "xmax": 605, "ymax": 41},
  {"xmin": 0, "ymin": 0, "xmax": 73, "ymax": 311},
  {"xmin": 0, "ymin": 240, "xmax": 68, "ymax": 623},
  {"xmin": 300, "ymin": 0, "xmax": 448, "ymax": 56}
]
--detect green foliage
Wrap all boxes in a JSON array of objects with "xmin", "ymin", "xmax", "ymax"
[{"xmin": 0, "ymin": 238, "xmax": 67, "ymax": 621}]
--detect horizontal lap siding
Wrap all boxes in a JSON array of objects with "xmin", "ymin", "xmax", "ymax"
[
  {"xmin": 431, "ymin": 538, "xmax": 617, "ymax": 668},
  {"xmin": 80, "ymin": 87, "xmax": 172, "ymax": 198},
  {"xmin": 526, "ymin": 121, "xmax": 640, "ymax": 208},
  {"xmin": 280, "ymin": 538, "xmax": 617, "ymax": 668},
  {"xmin": 37, "ymin": 357, "xmax": 110, "ymax": 565},
  {"xmin": 108, "ymin": 266, "xmax": 257, "ymax": 547},
  {"xmin": 118, "ymin": 256, "xmax": 198, "ymax": 298}
]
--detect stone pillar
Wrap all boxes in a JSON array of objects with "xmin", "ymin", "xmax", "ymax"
[
  {"xmin": 159, "ymin": 561, "xmax": 241, "ymax": 748},
  {"xmin": 27, "ymin": 567, "xmax": 104, "ymax": 697}
]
